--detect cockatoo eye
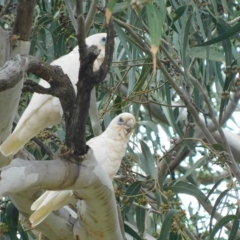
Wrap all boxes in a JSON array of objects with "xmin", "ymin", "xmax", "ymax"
[
  {"xmin": 117, "ymin": 117, "xmax": 124, "ymax": 125},
  {"xmin": 100, "ymin": 37, "xmax": 106, "ymax": 45}
]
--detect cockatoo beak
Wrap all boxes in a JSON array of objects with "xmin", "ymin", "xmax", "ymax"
[{"xmin": 125, "ymin": 118, "xmax": 135, "ymax": 133}]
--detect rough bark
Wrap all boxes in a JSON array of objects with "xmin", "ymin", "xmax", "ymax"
[
  {"xmin": 12, "ymin": 0, "xmax": 35, "ymax": 41},
  {"xmin": 0, "ymin": 54, "xmax": 75, "ymax": 127},
  {"xmin": 65, "ymin": 16, "xmax": 115, "ymax": 156}
]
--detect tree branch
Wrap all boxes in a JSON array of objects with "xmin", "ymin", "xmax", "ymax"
[
  {"xmin": 0, "ymin": 149, "xmax": 122, "ymax": 239},
  {"xmin": 12, "ymin": 0, "xmax": 36, "ymax": 41},
  {"xmin": 0, "ymin": 0, "xmax": 13, "ymax": 19},
  {"xmin": 0, "ymin": 55, "xmax": 76, "ymax": 127},
  {"xmin": 85, "ymin": 0, "xmax": 98, "ymax": 34},
  {"xmin": 63, "ymin": 0, "xmax": 78, "ymax": 33},
  {"xmin": 65, "ymin": 16, "xmax": 115, "ymax": 156}
]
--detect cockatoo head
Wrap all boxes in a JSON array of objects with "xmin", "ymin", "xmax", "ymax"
[
  {"xmin": 104, "ymin": 113, "xmax": 136, "ymax": 141},
  {"xmin": 85, "ymin": 33, "xmax": 107, "ymax": 62}
]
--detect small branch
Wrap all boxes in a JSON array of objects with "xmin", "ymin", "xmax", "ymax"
[
  {"xmin": 63, "ymin": 0, "xmax": 78, "ymax": 33},
  {"xmin": 32, "ymin": 137, "xmax": 54, "ymax": 159},
  {"xmin": 0, "ymin": 0, "xmax": 13, "ymax": 19},
  {"xmin": 27, "ymin": 56, "xmax": 76, "ymax": 123},
  {"xmin": 85, "ymin": 0, "xmax": 98, "ymax": 34},
  {"xmin": 22, "ymin": 79, "xmax": 53, "ymax": 95},
  {"xmin": 76, "ymin": 0, "xmax": 83, "ymax": 19},
  {"xmin": 12, "ymin": 0, "xmax": 36, "ymax": 41}
]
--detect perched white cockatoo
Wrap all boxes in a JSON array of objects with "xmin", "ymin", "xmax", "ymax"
[
  {"xmin": 0, "ymin": 33, "xmax": 107, "ymax": 157},
  {"xmin": 29, "ymin": 112, "xmax": 136, "ymax": 227}
]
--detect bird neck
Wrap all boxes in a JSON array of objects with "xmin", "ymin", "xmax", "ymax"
[{"xmin": 103, "ymin": 127, "xmax": 130, "ymax": 142}]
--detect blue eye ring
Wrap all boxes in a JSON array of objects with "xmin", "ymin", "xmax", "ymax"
[
  {"xmin": 118, "ymin": 117, "xmax": 124, "ymax": 125},
  {"xmin": 101, "ymin": 37, "xmax": 106, "ymax": 44}
]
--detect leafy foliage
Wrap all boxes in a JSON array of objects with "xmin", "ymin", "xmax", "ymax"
[{"xmin": 1, "ymin": 0, "xmax": 240, "ymax": 239}]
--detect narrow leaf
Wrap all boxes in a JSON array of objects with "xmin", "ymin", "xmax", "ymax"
[
  {"xmin": 187, "ymin": 47, "xmax": 225, "ymax": 62},
  {"xmin": 175, "ymin": 156, "xmax": 206, "ymax": 183},
  {"xmin": 229, "ymin": 207, "xmax": 240, "ymax": 239},
  {"xmin": 209, "ymin": 215, "xmax": 238, "ymax": 240},
  {"xmin": 124, "ymin": 223, "xmax": 142, "ymax": 240},
  {"xmin": 209, "ymin": 189, "xmax": 229, "ymax": 232},
  {"xmin": 145, "ymin": 2, "xmax": 166, "ymax": 72},
  {"xmin": 194, "ymin": 21, "xmax": 240, "ymax": 47},
  {"xmin": 136, "ymin": 206, "xmax": 145, "ymax": 236},
  {"xmin": 139, "ymin": 140, "xmax": 157, "ymax": 179},
  {"xmin": 164, "ymin": 181, "xmax": 210, "ymax": 204},
  {"xmin": 172, "ymin": 6, "xmax": 187, "ymax": 22},
  {"xmin": 206, "ymin": 177, "xmax": 226, "ymax": 200},
  {"xmin": 123, "ymin": 181, "xmax": 142, "ymax": 214},
  {"xmin": 158, "ymin": 209, "xmax": 177, "ymax": 240}
]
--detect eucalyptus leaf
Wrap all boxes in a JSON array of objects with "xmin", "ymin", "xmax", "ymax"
[
  {"xmin": 158, "ymin": 209, "xmax": 177, "ymax": 240},
  {"xmin": 209, "ymin": 215, "xmax": 238, "ymax": 240}
]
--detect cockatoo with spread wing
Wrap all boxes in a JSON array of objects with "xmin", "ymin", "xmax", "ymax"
[
  {"xmin": 0, "ymin": 33, "xmax": 107, "ymax": 156},
  {"xmin": 29, "ymin": 113, "xmax": 136, "ymax": 227}
]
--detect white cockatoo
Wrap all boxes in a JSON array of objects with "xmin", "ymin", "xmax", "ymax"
[
  {"xmin": 29, "ymin": 112, "xmax": 136, "ymax": 227},
  {"xmin": 0, "ymin": 33, "xmax": 107, "ymax": 156}
]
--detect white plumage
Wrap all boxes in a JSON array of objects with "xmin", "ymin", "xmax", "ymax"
[
  {"xmin": 0, "ymin": 33, "xmax": 107, "ymax": 156},
  {"xmin": 29, "ymin": 113, "xmax": 136, "ymax": 227}
]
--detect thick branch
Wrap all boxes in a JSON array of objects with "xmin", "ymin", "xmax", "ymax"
[
  {"xmin": 0, "ymin": 55, "xmax": 76, "ymax": 125},
  {"xmin": 12, "ymin": 0, "xmax": 36, "ymax": 41},
  {"xmin": 0, "ymin": 149, "xmax": 122, "ymax": 240},
  {"xmin": 0, "ymin": 55, "xmax": 26, "ymax": 91}
]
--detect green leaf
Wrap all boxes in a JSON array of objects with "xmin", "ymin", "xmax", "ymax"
[
  {"xmin": 209, "ymin": 189, "xmax": 229, "ymax": 232},
  {"xmin": 187, "ymin": 47, "xmax": 225, "ymax": 62},
  {"xmin": 162, "ymin": 83, "xmax": 183, "ymax": 138},
  {"xmin": 206, "ymin": 177, "xmax": 226, "ymax": 201},
  {"xmin": 177, "ymin": 166, "xmax": 197, "ymax": 186},
  {"xmin": 229, "ymin": 207, "xmax": 240, "ymax": 239},
  {"xmin": 194, "ymin": 21, "xmax": 240, "ymax": 47},
  {"xmin": 182, "ymin": 14, "xmax": 192, "ymax": 74},
  {"xmin": 164, "ymin": 181, "xmax": 210, "ymax": 204},
  {"xmin": 107, "ymin": 0, "xmax": 117, "ymax": 12},
  {"xmin": 6, "ymin": 202, "xmax": 19, "ymax": 234},
  {"xmin": 212, "ymin": 143, "xmax": 225, "ymax": 151},
  {"xmin": 219, "ymin": 59, "xmax": 237, "ymax": 124},
  {"xmin": 113, "ymin": 2, "xmax": 129, "ymax": 14},
  {"xmin": 131, "ymin": 60, "xmax": 151, "ymax": 94},
  {"xmin": 172, "ymin": 6, "xmax": 187, "ymax": 22},
  {"xmin": 123, "ymin": 181, "xmax": 142, "ymax": 214},
  {"xmin": 209, "ymin": 215, "xmax": 238, "ymax": 240},
  {"xmin": 18, "ymin": 223, "xmax": 29, "ymax": 240},
  {"xmin": 139, "ymin": 140, "xmax": 157, "ymax": 179},
  {"xmin": 124, "ymin": 223, "xmax": 142, "ymax": 240},
  {"xmin": 158, "ymin": 209, "xmax": 177, "ymax": 240},
  {"xmin": 138, "ymin": 120, "xmax": 159, "ymax": 142},
  {"xmin": 145, "ymin": 2, "xmax": 165, "ymax": 48},
  {"xmin": 175, "ymin": 156, "xmax": 206, "ymax": 183},
  {"xmin": 136, "ymin": 206, "xmax": 145, "ymax": 236}
]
